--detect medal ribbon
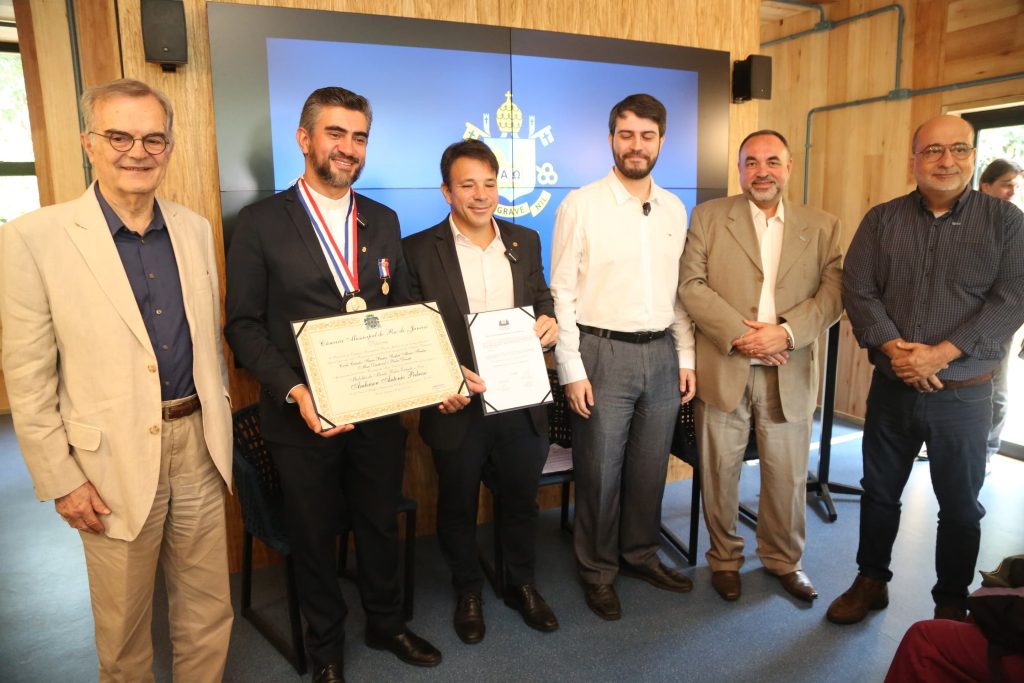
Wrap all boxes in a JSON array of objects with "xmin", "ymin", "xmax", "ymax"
[{"xmin": 297, "ymin": 178, "xmax": 359, "ymax": 294}]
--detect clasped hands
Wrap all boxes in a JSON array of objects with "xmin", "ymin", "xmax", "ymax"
[
  {"xmin": 882, "ymin": 338, "xmax": 960, "ymax": 393},
  {"xmin": 291, "ymin": 314, "xmax": 559, "ymax": 434},
  {"xmin": 731, "ymin": 320, "xmax": 791, "ymax": 366}
]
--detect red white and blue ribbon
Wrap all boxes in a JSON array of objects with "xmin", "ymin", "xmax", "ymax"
[
  {"xmin": 296, "ymin": 177, "xmax": 359, "ymax": 294},
  {"xmin": 378, "ymin": 258, "xmax": 391, "ymax": 279}
]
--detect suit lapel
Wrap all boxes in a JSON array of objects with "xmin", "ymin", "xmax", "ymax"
[
  {"xmin": 64, "ymin": 186, "xmax": 152, "ymax": 353},
  {"xmin": 495, "ymin": 221, "xmax": 527, "ymax": 307},
  {"xmin": 776, "ymin": 201, "xmax": 811, "ymax": 283},
  {"xmin": 725, "ymin": 197, "xmax": 764, "ymax": 273},
  {"xmin": 433, "ymin": 221, "xmax": 471, "ymax": 315},
  {"xmin": 161, "ymin": 200, "xmax": 197, "ymax": 344},
  {"xmin": 284, "ymin": 185, "xmax": 345, "ymax": 303}
]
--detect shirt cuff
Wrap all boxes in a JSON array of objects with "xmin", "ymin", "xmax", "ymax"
[
  {"xmin": 557, "ymin": 358, "xmax": 588, "ymax": 385},
  {"xmin": 781, "ymin": 322, "xmax": 796, "ymax": 349},
  {"xmin": 285, "ymin": 384, "xmax": 303, "ymax": 404}
]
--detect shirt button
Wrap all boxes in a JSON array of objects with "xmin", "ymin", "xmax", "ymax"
[
  {"xmin": 147, "ymin": 364, "xmax": 157, "ymax": 373},
  {"xmin": 164, "ymin": 380, "xmax": 170, "ymax": 386},
  {"xmin": 148, "ymin": 272, "xmax": 156, "ymax": 279},
  {"xmin": 155, "ymin": 309, "xmax": 163, "ymax": 315},
  {"xmin": 140, "ymin": 238, "xmax": 146, "ymax": 245},
  {"xmin": 161, "ymin": 344, "xmax": 169, "ymax": 350},
  {"xmin": 149, "ymin": 425, "xmax": 160, "ymax": 435}
]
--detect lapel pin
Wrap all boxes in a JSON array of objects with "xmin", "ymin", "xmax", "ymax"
[{"xmin": 362, "ymin": 246, "xmax": 367, "ymax": 253}]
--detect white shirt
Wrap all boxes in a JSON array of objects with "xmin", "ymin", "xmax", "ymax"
[
  {"xmin": 449, "ymin": 215, "xmax": 514, "ymax": 313},
  {"xmin": 550, "ymin": 169, "xmax": 695, "ymax": 384},
  {"xmin": 748, "ymin": 199, "xmax": 795, "ymax": 363},
  {"xmin": 303, "ymin": 182, "xmax": 355, "ymax": 299}
]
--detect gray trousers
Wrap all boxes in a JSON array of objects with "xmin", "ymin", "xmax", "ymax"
[
  {"xmin": 987, "ymin": 335, "xmax": 1013, "ymax": 457},
  {"xmin": 571, "ymin": 332, "xmax": 680, "ymax": 584}
]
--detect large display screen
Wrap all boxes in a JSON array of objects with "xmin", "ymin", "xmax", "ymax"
[{"xmin": 209, "ymin": 4, "xmax": 730, "ymax": 265}]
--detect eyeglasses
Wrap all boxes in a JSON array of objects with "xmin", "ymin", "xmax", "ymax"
[
  {"xmin": 90, "ymin": 130, "xmax": 171, "ymax": 155},
  {"xmin": 914, "ymin": 143, "xmax": 974, "ymax": 162}
]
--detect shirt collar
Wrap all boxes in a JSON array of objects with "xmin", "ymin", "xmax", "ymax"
[
  {"xmin": 95, "ymin": 182, "xmax": 164, "ymax": 236},
  {"xmin": 748, "ymin": 198, "xmax": 785, "ymax": 225},
  {"xmin": 605, "ymin": 168, "xmax": 666, "ymax": 207},
  {"xmin": 303, "ymin": 179, "xmax": 351, "ymax": 211},
  {"xmin": 911, "ymin": 186, "xmax": 973, "ymax": 217},
  {"xmin": 448, "ymin": 213, "xmax": 502, "ymax": 249}
]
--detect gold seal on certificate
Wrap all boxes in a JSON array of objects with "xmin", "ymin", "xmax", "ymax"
[
  {"xmin": 465, "ymin": 306, "xmax": 553, "ymax": 415},
  {"xmin": 291, "ymin": 302, "xmax": 469, "ymax": 429}
]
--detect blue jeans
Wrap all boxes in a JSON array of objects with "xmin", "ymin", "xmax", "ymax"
[{"xmin": 856, "ymin": 371, "xmax": 989, "ymax": 609}]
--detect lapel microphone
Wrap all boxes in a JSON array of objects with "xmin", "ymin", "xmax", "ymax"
[
  {"xmin": 504, "ymin": 248, "xmax": 519, "ymax": 264},
  {"xmin": 642, "ymin": 202, "xmax": 651, "ymax": 216}
]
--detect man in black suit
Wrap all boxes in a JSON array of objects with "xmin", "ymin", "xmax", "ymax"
[
  {"xmin": 225, "ymin": 87, "xmax": 465, "ymax": 683},
  {"xmin": 401, "ymin": 140, "xmax": 560, "ymax": 644}
]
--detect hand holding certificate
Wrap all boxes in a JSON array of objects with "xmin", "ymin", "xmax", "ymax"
[
  {"xmin": 466, "ymin": 306, "xmax": 553, "ymax": 415},
  {"xmin": 292, "ymin": 302, "xmax": 469, "ymax": 430}
]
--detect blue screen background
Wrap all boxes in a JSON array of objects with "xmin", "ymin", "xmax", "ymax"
[{"xmin": 266, "ymin": 38, "xmax": 699, "ymax": 268}]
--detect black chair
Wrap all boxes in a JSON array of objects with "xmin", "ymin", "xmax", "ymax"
[
  {"xmin": 232, "ymin": 405, "xmax": 306, "ymax": 675},
  {"xmin": 660, "ymin": 406, "xmax": 759, "ymax": 567},
  {"xmin": 481, "ymin": 369, "xmax": 574, "ymax": 597}
]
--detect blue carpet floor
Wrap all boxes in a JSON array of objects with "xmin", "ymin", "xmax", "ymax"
[{"xmin": 1, "ymin": 414, "xmax": 1021, "ymax": 682}]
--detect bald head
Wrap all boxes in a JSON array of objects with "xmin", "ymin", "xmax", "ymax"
[
  {"xmin": 911, "ymin": 115, "xmax": 976, "ymax": 210},
  {"xmin": 912, "ymin": 115, "xmax": 974, "ymax": 153}
]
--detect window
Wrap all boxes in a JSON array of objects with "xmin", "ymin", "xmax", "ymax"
[{"xmin": 0, "ymin": 43, "xmax": 39, "ymax": 224}]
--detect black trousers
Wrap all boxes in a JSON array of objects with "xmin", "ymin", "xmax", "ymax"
[
  {"xmin": 432, "ymin": 409, "xmax": 548, "ymax": 595},
  {"xmin": 269, "ymin": 417, "xmax": 406, "ymax": 669}
]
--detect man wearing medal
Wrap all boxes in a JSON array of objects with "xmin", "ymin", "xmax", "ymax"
[
  {"xmin": 549, "ymin": 94, "xmax": 697, "ymax": 620},
  {"xmin": 226, "ymin": 87, "xmax": 463, "ymax": 682},
  {"xmin": 401, "ymin": 139, "xmax": 560, "ymax": 645}
]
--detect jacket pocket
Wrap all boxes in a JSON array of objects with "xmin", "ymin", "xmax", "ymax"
[{"xmin": 64, "ymin": 419, "xmax": 102, "ymax": 452}]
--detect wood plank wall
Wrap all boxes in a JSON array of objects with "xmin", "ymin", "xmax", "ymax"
[
  {"xmin": 14, "ymin": 0, "xmax": 760, "ymax": 571},
  {"xmin": 760, "ymin": 0, "xmax": 1024, "ymax": 420}
]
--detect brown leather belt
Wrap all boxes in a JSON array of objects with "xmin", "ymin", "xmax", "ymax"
[
  {"xmin": 941, "ymin": 372, "xmax": 994, "ymax": 390},
  {"xmin": 162, "ymin": 395, "xmax": 201, "ymax": 421},
  {"xmin": 578, "ymin": 324, "xmax": 667, "ymax": 344}
]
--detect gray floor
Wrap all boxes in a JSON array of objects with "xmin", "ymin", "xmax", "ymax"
[{"xmin": 1, "ymin": 413, "xmax": 1022, "ymax": 683}]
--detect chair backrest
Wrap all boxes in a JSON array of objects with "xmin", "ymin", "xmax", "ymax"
[
  {"xmin": 232, "ymin": 404, "xmax": 290, "ymax": 554},
  {"xmin": 547, "ymin": 368, "xmax": 573, "ymax": 448}
]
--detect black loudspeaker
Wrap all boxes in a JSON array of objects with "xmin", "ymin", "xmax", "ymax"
[
  {"xmin": 732, "ymin": 55, "xmax": 772, "ymax": 103},
  {"xmin": 141, "ymin": 0, "xmax": 188, "ymax": 70}
]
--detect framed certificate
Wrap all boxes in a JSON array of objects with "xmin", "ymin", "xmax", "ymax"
[
  {"xmin": 465, "ymin": 306, "xmax": 553, "ymax": 415},
  {"xmin": 291, "ymin": 302, "xmax": 468, "ymax": 429}
]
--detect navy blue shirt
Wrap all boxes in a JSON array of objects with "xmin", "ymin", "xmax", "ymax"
[
  {"xmin": 844, "ymin": 188, "xmax": 1024, "ymax": 381},
  {"xmin": 96, "ymin": 184, "xmax": 196, "ymax": 400}
]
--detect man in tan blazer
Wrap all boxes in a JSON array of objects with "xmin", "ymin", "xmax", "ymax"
[
  {"xmin": 0, "ymin": 79, "xmax": 233, "ymax": 682},
  {"xmin": 679, "ymin": 130, "xmax": 843, "ymax": 604}
]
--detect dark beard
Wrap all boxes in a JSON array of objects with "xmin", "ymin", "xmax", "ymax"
[
  {"xmin": 614, "ymin": 152, "xmax": 658, "ymax": 180},
  {"xmin": 314, "ymin": 152, "xmax": 363, "ymax": 188}
]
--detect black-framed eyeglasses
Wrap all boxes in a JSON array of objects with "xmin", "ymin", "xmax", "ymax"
[
  {"xmin": 90, "ymin": 130, "xmax": 171, "ymax": 155},
  {"xmin": 914, "ymin": 143, "xmax": 974, "ymax": 162}
]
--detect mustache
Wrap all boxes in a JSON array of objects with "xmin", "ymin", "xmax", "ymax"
[{"xmin": 329, "ymin": 152, "xmax": 360, "ymax": 164}]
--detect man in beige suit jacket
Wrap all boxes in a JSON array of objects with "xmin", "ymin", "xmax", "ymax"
[
  {"xmin": 679, "ymin": 130, "xmax": 843, "ymax": 605},
  {"xmin": 0, "ymin": 80, "xmax": 233, "ymax": 682}
]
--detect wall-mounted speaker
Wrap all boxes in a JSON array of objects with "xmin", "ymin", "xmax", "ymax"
[
  {"xmin": 141, "ymin": 0, "xmax": 188, "ymax": 71},
  {"xmin": 732, "ymin": 55, "xmax": 772, "ymax": 103}
]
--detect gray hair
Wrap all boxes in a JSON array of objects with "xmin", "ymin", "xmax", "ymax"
[{"xmin": 80, "ymin": 78, "xmax": 174, "ymax": 137}]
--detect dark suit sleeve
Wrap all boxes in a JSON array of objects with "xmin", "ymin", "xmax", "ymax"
[
  {"xmin": 526, "ymin": 230, "xmax": 555, "ymax": 319},
  {"xmin": 224, "ymin": 205, "xmax": 303, "ymax": 404}
]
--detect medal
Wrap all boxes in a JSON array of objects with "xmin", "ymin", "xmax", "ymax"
[
  {"xmin": 345, "ymin": 295, "xmax": 367, "ymax": 312},
  {"xmin": 382, "ymin": 281, "xmax": 390, "ymax": 295},
  {"xmin": 296, "ymin": 178, "xmax": 360, "ymax": 299},
  {"xmin": 378, "ymin": 258, "xmax": 392, "ymax": 297}
]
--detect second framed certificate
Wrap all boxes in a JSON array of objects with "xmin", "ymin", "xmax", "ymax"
[
  {"xmin": 466, "ymin": 306, "xmax": 553, "ymax": 415},
  {"xmin": 292, "ymin": 302, "xmax": 468, "ymax": 429}
]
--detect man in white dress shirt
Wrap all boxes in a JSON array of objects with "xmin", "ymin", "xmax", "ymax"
[{"xmin": 550, "ymin": 93, "xmax": 696, "ymax": 620}]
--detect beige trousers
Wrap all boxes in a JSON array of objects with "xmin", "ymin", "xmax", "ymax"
[
  {"xmin": 80, "ymin": 409, "xmax": 232, "ymax": 683},
  {"xmin": 696, "ymin": 366, "xmax": 811, "ymax": 575}
]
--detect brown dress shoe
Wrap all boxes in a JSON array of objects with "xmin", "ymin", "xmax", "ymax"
[
  {"xmin": 620, "ymin": 561, "xmax": 694, "ymax": 593},
  {"xmin": 711, "ymin": 570, "xmax": 741, "ymax": 601},
  {"xmin": 313, "ymin": 663, "xmax": 345, "ymax": 683},
  {"xmin": 933, "ymin": 605, "xmax": 967, "ymax": 621},
  {"xmin": 583, "ymin": 583, "xmax": 622, "ymax": 620},
  {"xmin": 504, "ymin": 584, "xmax": 559, "ymax": 632},
  {"xmin": 774, "ymin": 570, "xmax": 819, "ymax": 602},
  {"xmin": 453, "ymin": 592, "xmax": 485, "ymax": 644},
  {"xmin": 826, "ymin": 574, "xmax": 889, "ymax": 624},
  {"xmin": 365, "ymin": 629, "xmax": 442, "ymax": 667}
]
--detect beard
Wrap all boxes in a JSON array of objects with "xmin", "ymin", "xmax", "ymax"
[
  {"xmin": 745, "ymin": 178, "xmax": 782, "ymax": 204},
  {"xmin": 614, "ymin": 150, "xmax": 658, "ymax": 180},
  {"xmin": 313, "ymin": 150, "xmax": 363, "ymax": 189}
]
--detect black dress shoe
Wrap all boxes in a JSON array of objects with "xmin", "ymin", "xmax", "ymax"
[
  {"xmin": 620, "ymin": 561, "xmax": 694, "ymax": 593},
  {"xmin": 365, "ymin": 629, "xmax": 442, "ymax": 667},
  {"xmin": 312, "ymin": 662, "xmax": 345, "ymax": 683},
  {"xmin": 454, "ymin": 592, "xmax": 486, "ymax": 644},
  {"xmin": 504, "ymin": 584, "xmax": 559, "ymax": 632},
  {"xmin": 583, "ymin": 583, "xmax": 621, "ymax": 621}
]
